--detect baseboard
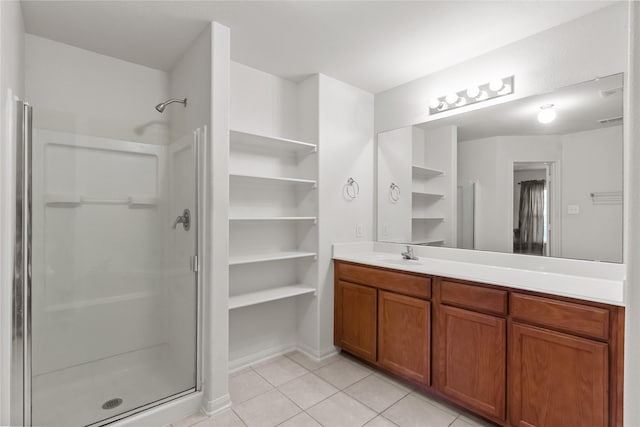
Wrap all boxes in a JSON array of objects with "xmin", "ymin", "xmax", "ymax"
[
  {"xmin": 201, "ymin": 393, "xmax": 231, "ymax": 416},
  {"xmin": 228, "ymin": 343, "xmax": 298, "ymax": 373},
  {"xmin": 296, "ymin": 342, "xmax": 339, "ymax": 361}
]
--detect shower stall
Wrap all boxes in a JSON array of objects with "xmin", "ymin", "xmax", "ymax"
[{"xmin": 12, "ymin": 98, "xmax": 203, "ymax": 426}]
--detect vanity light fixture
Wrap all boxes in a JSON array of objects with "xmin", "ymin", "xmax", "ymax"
[
  {"xmin": 537, "ymin": 104, "xmax": 556, "ymax": 124},
  {"xmin": 428, "ymin": 75, "xmax": 514, "ymax": 115}
]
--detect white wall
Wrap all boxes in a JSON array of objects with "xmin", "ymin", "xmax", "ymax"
[
  {"xmin": 624, "ymin": 4, "xmax": 640, "ymax": 426},
  {"xmin": 562, "ymin": 126, "xmax": 623, "ymax": 263},
  {"xmin": 0, "ymin": 1, "xmax": 24, "ymax": 423},
  {"xmin": 375, "ymin": 3, "xmax": 628, "ymax": 133},
  {"xmin": 25, "ymin": 35, "xmax": 170, "ymax": 145},
  {"xmin": 377, "ymin": 127, "xmax": 412, "ymax": 242},
  {"xmin": 230, "ymin": 61, "xmax": 299, "ymax": 140},
  {"xmin": 316, "ymin": 74, "xmax": 374, "ymax": 355}
]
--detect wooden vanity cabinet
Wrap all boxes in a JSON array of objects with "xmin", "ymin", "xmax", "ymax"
[
  {"xmin": 378, "ymin": 290, "xmax": 430, "ymax": 384},
  {"xmin": 433, "ymin": 279, "xmax": 507, "ymax": 421},
  {"xmin": 508, "ymin": 323, "xmax": 608, "ymax": 427},
  {"xmin": 334, "ymin": 280, "xmax": 377, "ymax": 363},
  {"xmin": 333, "ymin": 261, "xmax": 624, "ymax": 427}
]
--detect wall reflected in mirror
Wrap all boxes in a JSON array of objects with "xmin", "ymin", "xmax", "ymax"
[{"xmin": 377, "ymin": 73, "xmax": 623, "ymax": 263}]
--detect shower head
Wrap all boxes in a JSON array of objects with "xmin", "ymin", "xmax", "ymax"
[{"xmin": 155, "ymin": 98, "xmax": 187, "ymax": 113}]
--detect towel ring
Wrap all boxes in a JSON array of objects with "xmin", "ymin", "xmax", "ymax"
[
  {"xmin": 390, "ymin": 182, "xmax": 401, "ymax": 203},
  {"xmin": 346, "ymin": 177, "xmax": 359, "ymax": 200}
]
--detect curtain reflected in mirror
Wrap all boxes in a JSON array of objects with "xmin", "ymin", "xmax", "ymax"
[{"xmin": 514, "ymin": 179, "xmax": 546, "ymax": 256}]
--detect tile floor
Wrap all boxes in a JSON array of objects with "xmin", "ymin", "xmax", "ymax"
[{"xmin": 170, "ymin": 351, "xmax": 496, "ymax": 427}]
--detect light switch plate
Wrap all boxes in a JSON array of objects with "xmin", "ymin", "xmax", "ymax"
[
  {"xmin": 567, "ymin": 205, "xmax": 580, "ymax": 215},
  {"xmin": 356, "ymin": 223, "xmax": 364, "ymax": 237}
]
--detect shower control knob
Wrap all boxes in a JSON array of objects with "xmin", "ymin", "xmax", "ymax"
[{"xmin": 172, "ymin": 209, "xmax": 191, "ymax": 231}]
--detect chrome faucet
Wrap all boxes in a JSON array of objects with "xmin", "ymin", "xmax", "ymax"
[{"xmin": 401, "ymin": 245, "xmax": 418, "ymax": 260}]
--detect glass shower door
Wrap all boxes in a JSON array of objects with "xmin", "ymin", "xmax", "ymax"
[{"xmin": 27, "ymin": 128, "xmax": 199, "ymax": 427}]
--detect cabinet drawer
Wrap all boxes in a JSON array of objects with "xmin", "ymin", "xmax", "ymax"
[
  {"xmin": 510, "ymin": 293, "xmax": 610, "ymax": 340},
  {"xmin": 440, "ymin": 280, "xmax": 507, "ymax": 315},
  {"xmin": 336, "ymin": 262, "xmax": 431, "ymax": 299}
]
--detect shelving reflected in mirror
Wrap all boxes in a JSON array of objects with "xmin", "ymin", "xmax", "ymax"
[{"xmin": 376, "ymin": 73, "xmax": 623, "ymax": 263}]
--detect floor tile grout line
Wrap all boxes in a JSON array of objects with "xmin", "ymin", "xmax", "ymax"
[
  {"xmin": 342, "ymin": 373, "xmax": 409, "ymax": 415},
  {"xmin": 408, "ymin": 390, "xmax": 461, "ymax": 418},
  {"xmin": 449, "ymin": 414, "xmax": 462, "ymax": 426},
  {"xmin": 230, "ymin": 407, "xmax": 249, "ymax": 427},
  {"xmin": 379, "ymin": 413, "xmax": 401, "ymax": 426},
  {"xmin": 229, "ymin": 366, "xmax": 275, "ymax": 405}
]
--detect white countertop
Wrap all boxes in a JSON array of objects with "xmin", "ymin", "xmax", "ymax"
[{"xmin": 333, "ymin": 242, "xmax": 626, "ymax": 306}]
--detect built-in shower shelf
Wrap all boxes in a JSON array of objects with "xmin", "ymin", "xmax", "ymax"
[
  {"xmin": 229, "ymin": 251, "xmax": 317, "ymax": 266},
  {"xmin": 412, "ymin": 191, "xmax": 444, "ymax": 198},
  {"xmin": 228, "ymin": 285, "xmax": 316, "ymax": 310},
  {"xmin": 44, "ymin": 194, "xmax": 158, "ymax": 208},
  {"xmin": 230, "ymin": 216, "xmax": 317, "ymax": 223},
  {"xmin": 412, "ymin": 165, "xmax": 444, "ymax": 179},
  {"xmin": 230, "ymin": 129, "xmax": 317, "ymax": 154},
  {"xmin": 230, "ymin": 173, "xmax": 317, "ymax": 188}
]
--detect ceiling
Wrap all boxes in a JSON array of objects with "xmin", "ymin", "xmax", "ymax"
[
  {"xmin": 419, "ymin": 73, "xmax": 624, "ymax": 141},
  {"xmin": 21, "ymin": 1, "xmax": 614, "ymax": 94}
]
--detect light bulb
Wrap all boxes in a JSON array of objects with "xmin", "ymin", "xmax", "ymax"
[
  {"xmin": 466, "ymin": 86, "xmax": 480, "ymax": 99},
  {"xmin": 429, "ymin": 98, "xmax": 442, "ymax": 109},
  {"xmin": 445, "ymin": 93, "xmax": 459, "ymax": 105},
  {"xmin": 489, "ymin": 78, "xmax": 505, "ymax": 92},
  {"xmin": 537, "ymin": 104, "xmax": 556, "ymax": 124}
]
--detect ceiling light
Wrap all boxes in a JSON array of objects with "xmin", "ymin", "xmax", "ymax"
[
  {"xmin": 428, "ymin": 98, "xmax": 441, "ymax": 109},
  {"xmin": 445, "ymin": 93, "xmax": 459, "ymax": 105},
  {"xmin": 466, "ymin": 86, "xmax": 480, "ymax": 99},
  {"xmin": 489, "ymin": 78, "xmax": 505, "ymax": 92},
  {"xmin": 428, "ymin": 76, "xmax": 514, "ymax": 115},
  {"xmin": 537, "ymin": 104, "xmax": 556, "ymax": 124}
]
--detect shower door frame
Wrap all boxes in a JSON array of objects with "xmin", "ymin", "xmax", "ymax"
[
  {"xmin": 12, "ymin": 100, "xmax": 32, "ymax": 427},
  {"xmin": 11, "ymin": 105, "xmax": 204, "ymax": 427}
]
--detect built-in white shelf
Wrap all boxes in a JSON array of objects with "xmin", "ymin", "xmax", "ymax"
[
  {"xmin": 412, "ymin": 191, "xmax": 444, "ymax": 198},
  {"xmin": 412, "ymin": 165, "xmax": 444, "ymax": 179},
  {"xmin": 230, "ymin": 216, "xmax": 317, "ymax": 223},
  {"xmin": 45, "ymin": 194, "xmax": 157, "ymax": 209},
  {"xmin": 230, "ymin": 129, "xmax": 317, "ymax": 154},
  {"xmin": 229, "ymin": 251, "xmax": 317, "ymax": 266},
  {"xmin": 228, "ymin": 285, "xmax": 316, "ymax": 310},
  {"xmin": 230, "ymin": 173, "xmax": 317, "ymax": 188},
  {"xmin": 412, "ymin": 217, "xmax": 445, "ymax": 221},
  {"xmin": 411, "ymin": 240, "xmax": 445, "ymax": 246}
]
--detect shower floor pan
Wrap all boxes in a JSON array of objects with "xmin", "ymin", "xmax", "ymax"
[{"xmin": 32, "ymin": 345, "xmax": 194, "ymax": 427}]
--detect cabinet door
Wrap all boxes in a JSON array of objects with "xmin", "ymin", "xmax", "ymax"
[
  {"xmin": 334, "ymin": 280, "xmax": 377, "ymax": 362},
  {"xmin": 509, "ymin": 323, "xmax": 608, "ymax": 427},
  {"xmin": 378, "ymin": 290, "xmax": 430, "ymax": 385},
  {"xmin": 434, "ymin": 305, "xmax": 506, "ymax": 420}
]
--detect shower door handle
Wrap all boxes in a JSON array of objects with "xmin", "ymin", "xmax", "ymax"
[{"xmin": 172, "ymin": 209, "xmax": 191, "ymax": 231}]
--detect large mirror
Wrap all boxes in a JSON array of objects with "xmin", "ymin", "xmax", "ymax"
[{"xmin": 377, "ymin": 73, "xmax": 623, "ymax": 263}]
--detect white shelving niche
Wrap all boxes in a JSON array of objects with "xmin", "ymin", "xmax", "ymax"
[
  {"xmin": 411, "ymin": 125, "xmax": 457, "ymax": 246},
  {"xmin": 228, "ymin": 63, "xmax": 319, "ymax": 368}
]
